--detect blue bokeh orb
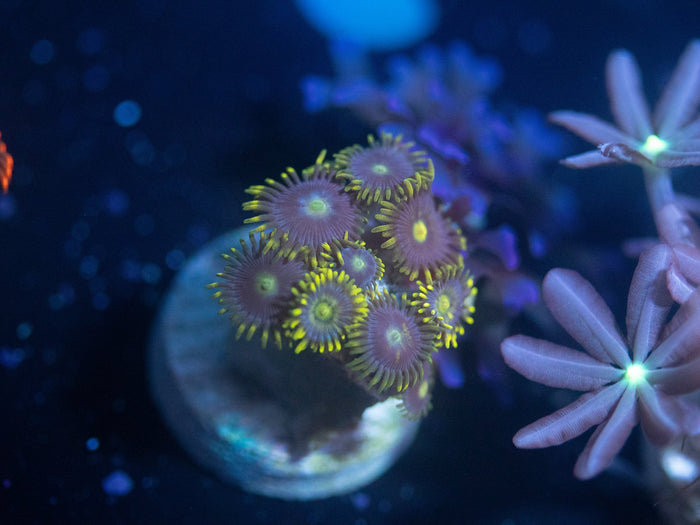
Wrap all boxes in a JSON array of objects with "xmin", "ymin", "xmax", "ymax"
[{"xmin": 294, "ymin": 0, "xmax": 439, "ymax": 51}]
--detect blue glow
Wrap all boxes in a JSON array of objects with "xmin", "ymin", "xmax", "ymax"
[
  {"xmin": 0, "ymin": 193, "xmax": 17, "ymax": 220},
  {"xmin": 661, "ymin": 449, "xmax": 698, "ymax": 482},
  {"xmin": 125, "ymin": 130, "xmax": 154, "ymax": 165},
  {"xmin": 79, "ymin": 255, "xmax": 99, "ymax": 279},
  {"xmin": 102, "ymin": 470, "xmax": 133, "ymax": 496},
  {"xmin": 16, "ymin": 322, "xmax": 33, "ymax": 341},
  {"xmin": 104, "ymin": 189, "xmax": 130, "ymax": 217},
  {"xmin": 294, "ymin": 0, "xmax": 439, "ymax": 51},
  {"xmin": 30, "ymin": 39, "xmax": 55, "ymax": 65},
  {"xmin": 350, "ymin": 492, "xmax": 371, "ymax": 510},
  {"xmin": 86, "ymin": 437, "xmax": 100, "ymax": 451},
  {"xmin": 113, "ymin": 100, "xmax": 142, "ymax": 127},
  {"xmin": 76, "ymin": 28, "xmax": 105, "ymax": 56},
  {"xmin": 434, "ymin": 351, "xmax": 464, "ymax": 389},
  {"xmin": 0, "ymin": 347, "xmax": 25, "ymax": 369},
  {"xmin": 48, "ymin": 283, "xmax": 76, "ymax": 311},
  {"xmin": 71, "ymin": 221, "xmax": 90, "ymax": 241}
]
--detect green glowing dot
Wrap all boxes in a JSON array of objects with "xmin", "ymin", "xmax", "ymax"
[
  {"xmin": 255, "ymin": 272, "xmax": 278, "ymax": 296},
  {"xmin": 437, "ymin": 294, "xmax": 451, "ymax": 314},
  {"xmin": 351, "ymin": 255, "xmax": 367, "ymax": 272},
  {"xmin": 412, "ymin": 220, "xmax": 428, "ymax": 243},
  {"xmin": 371, "ymin": 163, "xmax": 389, "ymax": 175},
  {"xmin": 640, "ymin": 134, "xmax": 668, "ymax": 159},
  {"xmin": 625, "ymin": 363, "xmax": 647, "ymax": 385},
  {"xmin": 307, "ymin": 198, "xmax": 328, "ymax": 215},
  {"xmin": 312, "ymin": 298, "xmax": 335, "ymax": 322},
  {"xmin": 386, "ymin": 326, "xmax": 403, "ymax": 347}
]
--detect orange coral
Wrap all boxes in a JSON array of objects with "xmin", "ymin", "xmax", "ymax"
[{"xmin": 0, "ymin": 132, "xmax": 14, "ymax": 194}]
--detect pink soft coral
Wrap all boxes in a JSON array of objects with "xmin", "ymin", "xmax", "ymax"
[{"xmin": 502, "ymin": 246, "xmax": 700, "ymax": 479}]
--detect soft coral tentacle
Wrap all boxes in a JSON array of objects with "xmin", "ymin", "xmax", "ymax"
[
  {"xmin": 513, "ymin": 382, "xmax": 626, "ymax": 449},
  {"xmin": 647, "ymin": 356, "xmax": 700, "ymax": 395},
  {"xmin": 548, "ymin": 110, "xmax": 633, "ymax": 146},
  {"xmin": 559, "ymin": 150, "xmax": 618, "ymax": 169},
  {"xmin": 637, "ymin": 381, "xmax": 682, "ymax": 445},
  {"xmin": 502, "ymin": 335, "xmax": 624, "ymax": 391},
  {"xmin": 543, "ymin": 269, "xmax": 630, "ymax": 367},
  {"xmin": 654, "ymin": 40, "xmax": 700, "ymax": 138},
  {"xmin": 573, "ymin": 386, "xmax": 638, "ymax": 480},
  {"xmin": 625, "ymin": 244, "xmax": 673, "ymax": 362},
  {"xmin": 551, "ymin": 41, "xmax": 700, "ymax": 171},
  {"xmin": 647, "ymin": 289, "xmax": 700, "ymax": 368},
  {"xmin": 606, "ymin": 49, "xmax": 652, "ymax": 138}
]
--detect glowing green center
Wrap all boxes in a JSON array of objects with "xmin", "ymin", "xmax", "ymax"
[
  {"xmin": 412, "ymin": 220, "xmax": 428, "ymax": 243},
  {"xmin": 437, "ymin": 294, "xmax": 451, "ymax": 314},
  {"xmin": 351, "ymin": 255, "xmax": 367, "ymax": 272},
  {"xmin": 640, "ymin": 134, "xmax": 668, "ymax": 159},
  {"xmin": 307, "ymin": 198, "xmax": 329, "ymax": 216},
  {"xmin": 255, "ymin": 272, "xmax": 278, "ymax": 296},
  {"xmin": 312, "ymin": 297, "xmax": 336, "ymax": 324},
  {"xmin": 625, "ymin": 363, "xmax": 647, "ymax": 385},
  {"xmin": 386, "ymin": 326, "xmax": 405, "ymax": 347},
  {"xmin": 371, "ymin": 163, "xmax": 389, "ymax": 175}
]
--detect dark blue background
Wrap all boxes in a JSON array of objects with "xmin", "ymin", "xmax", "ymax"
[{"xmin": 2, "ymin": 1, "xmax": 699, "ymax": 523}]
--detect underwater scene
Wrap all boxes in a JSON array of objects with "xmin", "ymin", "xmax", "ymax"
[{"xmin": 4, "ymin": 0, "xmax": 700, "ymax": 523}]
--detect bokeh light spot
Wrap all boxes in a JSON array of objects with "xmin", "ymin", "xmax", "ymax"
[
  {"xmin": 30, "ymin": 39, "xmax": 55, "ymax": 65},
  {"xmin": 16, "ymin": 322, "xmax": 33, "ymax": 341},
  {"xmin": 102, "ymin": 470, "xmax": 133, "ymax": 497},
  {"xmin": 294, "ymin": 0, "xmax": 439, "ymax": 51},
  {"xmin": 76, "ymin": 28, "xmax": 105, "ymax": 56},
  {"xmin": 114, "ymin": 100, "xmax": 142, "ymax": 127}
]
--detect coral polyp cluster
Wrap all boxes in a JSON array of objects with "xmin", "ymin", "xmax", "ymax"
[{"xmin": 210, "ymin": 133, "xmax": 477, "ymax": 416}]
